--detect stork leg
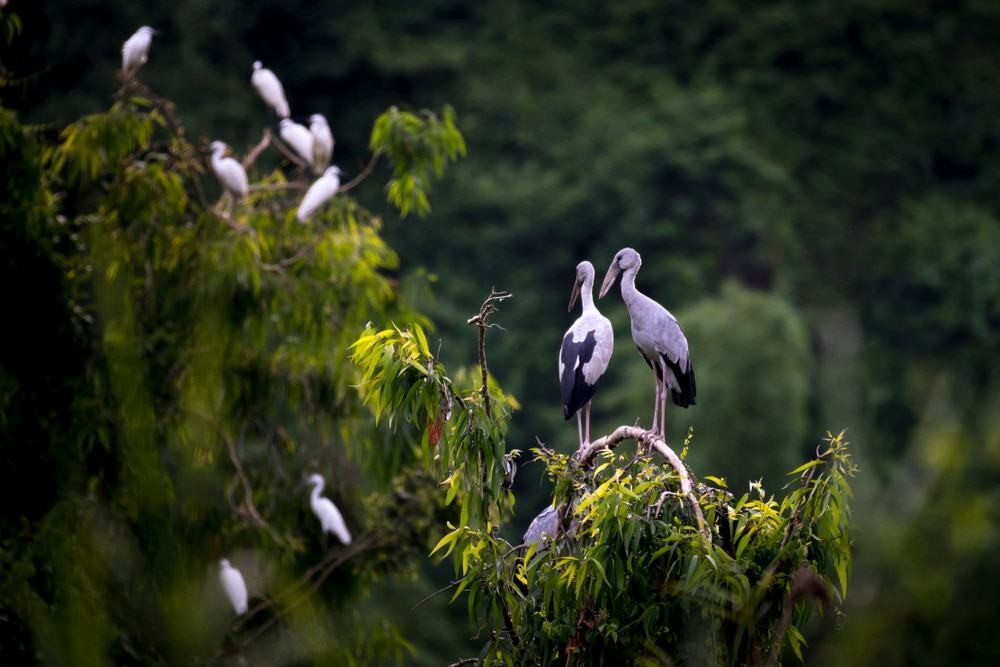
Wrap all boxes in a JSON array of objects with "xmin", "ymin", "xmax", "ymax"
[
  {"xmin": 651, "ymin": 369, "xmax": 661, "ymax": 435},
  {"xmin": 584, "ymin": 401, "xmax": 592, "ymax": 447},
  {"xmin": 660, "ymin": 379, "xmax": 667, "ymax": 439},
  {"xmin": 576, "ymin": 410, "xmax": 584, "ymax": 451}
]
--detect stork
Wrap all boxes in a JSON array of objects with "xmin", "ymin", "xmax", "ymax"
[
  {"xmin": 218, "ymin": 559, "xmax": 248, "ymax": 615},
  {"xmin": 599, "ymin": 247, "xmax": 695, "ymax": 438},
  {"xmin": 209, "ymin": 141, "xmax": 249, "ymax": 201},
  {"xmin": 279, "ymin": 119, "xmax": 315, "ymax": 167},
  {"xmin": 306, "ymin": 473, "xmax": 352, "ymax": 545},
  {"xmin": 309, "ymin": 114, "xmax": 334, "ymax": 174},
  {"xmin": 251, "ymin": 61, "xmax": 290, "ymax": 119},
  {"xmin": 559, "ymin": 260, "xmax": 614, "ymax": 450},
  {"xmin": 122, "ymin": 26, "xmax": 157, "ymax": 79},
  {"xmin": 297, "ymin": 166, "xmax": 341, "ymax": 222}
]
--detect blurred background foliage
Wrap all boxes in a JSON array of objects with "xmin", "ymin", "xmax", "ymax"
[{"xmin": 2, "ymin": 0, "xmax": 999, "ymax": 664}]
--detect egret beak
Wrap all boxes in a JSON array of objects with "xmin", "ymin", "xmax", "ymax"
[
  {"xmin": 598, "ymin": 265, "xmax": 619, "ymax": 299},
  {"xmin": 568, "ymin": 279, "xmax": 581, "ymax": 312}
]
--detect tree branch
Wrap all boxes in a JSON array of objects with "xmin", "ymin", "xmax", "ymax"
[
  {"xmin": 574, "ymin": 425, "xmax": 711, "ymax": 544},
  {"xmin": 466, "ymin": 289, "xmax": 512, "ymax": 419},
  {"xmin": 242, "ymin": 128, "xmax": 272, "ymax": 170},
  {"xmin": 338, "ymin": 150, "xmax": 383, "ymax": 193}
]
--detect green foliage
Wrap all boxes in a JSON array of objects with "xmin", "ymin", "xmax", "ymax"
[
  {"xmin": 354, "ymin": 315, "xmax": 854, "ymax": 664},
  {"xmin": 371, "ymin": 106, "xmax": 467, "ymax": 217},
  {"xmin": 351, "ymin": 323, "xmax": 519, "ymax": 529},
  {"xmin": 0, "ymin": 86, "xmax": 466, "ymax": 664}
]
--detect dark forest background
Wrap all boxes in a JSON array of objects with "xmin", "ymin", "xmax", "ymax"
[{"xmin": 3, "ymin": 1, "xmax": 1000, "ymax": 664}]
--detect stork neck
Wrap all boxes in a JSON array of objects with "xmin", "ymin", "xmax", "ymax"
[
  {"xmin": 619, "ymin": 268, "xmax": 642, "ymax": 307},
  {"xmin": 310, "ymin": 479, "xmax": 324, "ymax": 503},
  {"xmin": 580, "ymin": 274, "xmax": 595, "ymax": 311}
]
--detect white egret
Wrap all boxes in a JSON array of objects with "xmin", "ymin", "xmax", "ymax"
[
  {"xmin": 309, "ymin": 114, "xmax": 334, "ymax": 173},
  {"xmin": 279, "ymin": 119, "xmax": 315, "ymax": 167},
  {"xmin": 306, "ymin": 473, "xmax": 352, "ymax": 545},
  {"xmin": 218, "ymin": 559, "xmax": 248, "ymax": 615},
  {"xmin": 122, "ymin": 26, "xmax": 157, "ymax": 78},
  {"xmin": 599, "ymin": 248, "xmax": 696, "ymax": 437},
  {"xmin": 209, "ymin": 141, "xmax": 249, "ymax": 200},
  {"xmin": 251, "ymin": 61, "xmax": 290, "ymax": 119},
  {"xmin": 296, "ymin": 166, "xmax": 341, "ymax": 222}
]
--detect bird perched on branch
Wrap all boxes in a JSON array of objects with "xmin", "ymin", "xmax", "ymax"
[
  {"xmin": 297, "ymin": 166, "xmax": 341, "ymax": 222},
  {"xmin": 122, "ymin": 26, "xmax": 158, "ymax": 79},
  {"xmin": 209, "ymin": 141, "xmax": 248, "ymax": 201},
  {"xmin": 306, "ymin": 473, "xmax": 352, "ymax": 545},
  {"xmin": 558, "ymin": 260, "xmax": 614, "ymax": 450},
  {"xmin": 279, "ymin": 118, "xmax": 315, "ymax": 167},
  {"xmin": 251, "ymin": 61, "xmax": 290, "ymax": 119},
  {"xmin": 218, "ymin": 559, "xmax": 248, "ymax": 615},
  {"xmin": 599, "ymin": 247, "xmax": 695, "ymax": 438},
  {"xmin": 309, "ymin": 114, "xmax": 334, "ymax": 173}
]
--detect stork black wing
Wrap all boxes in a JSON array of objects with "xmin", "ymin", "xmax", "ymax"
[{"xmin": 560, "ymin": 330, "xmax": 600, "ymax": 420}]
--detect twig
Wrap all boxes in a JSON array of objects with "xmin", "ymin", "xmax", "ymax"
[
  {"xmin": 411, "ymin": 579, "xmax": 462, "ymax": 611},
  {"xmin": 760, "ymin": 566, "xmax": 830, "ymax": 667},
  {"xmin": 446, "ymin": 659, "xmax": 479, "ymax": 667},
  {"xmin": 466, "ymin": 289, "xmax": 513, "ymax": 419},
  {"xmin": 248, "ymin": 181, "xmax": 309, "ymax": 193},
  {"xmin": 574, "ymin": 425, "xmax": 711, "ymax": 544},
  {"xmin": 339, "ymin": 150, "xmax": 383, "ymax": 193},
  {"xmin": 242, "ymin": 128, "xmax": 272, "ymax": 169}
]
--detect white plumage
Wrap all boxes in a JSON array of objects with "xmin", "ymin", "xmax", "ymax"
[
  {"xmin": 218, "ymin": 559, "xmax": 248, "ymax": 615},
  {"xmin": 296, "ymin": 166, "xmax": 341, "ymax": 222},
  {"xmin": 251, "ymin": 61, "xmax": 290, "ymax": 119},
  {"xmin": 122, "ymin": 26, "xmax": 156, "ymax": 78},
  {"xmin": 599, "ymin": 247, "xmax": 696, "ymax": 438},
  {"xmin": 309, "ymin": 114, "xmax": 334, "ymax": 174},
  {"xmin": 209, "ymin": 141, "xmax": 249, "ymax": 200},
  {"xmin": 307, "ymin": 473, "xmax": 352, "ymax": 545},
  {"xmin": 279, "ymin": 119, "xmax": 314, "ymax": 166},
  {"xmin": 558, "ymin": 260, "xmax": 614, "ymax": 449}
]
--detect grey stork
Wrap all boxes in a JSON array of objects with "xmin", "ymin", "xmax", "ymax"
[
  {"xmin": 599, "ymin": 248, "xmax": 695, "ymax": 437},
  {"xmin": 559, "ymin": 260, "xmax": 614, "ymax": 450}
]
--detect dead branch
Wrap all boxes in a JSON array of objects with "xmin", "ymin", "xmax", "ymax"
[
  {"xmin": 466, "ymin": 289, "xmax": 513, "ymax": 419},
  {"xmin": 270, "ymin": 133, "xmax": 311, "ymax": 172},
  {"xmin": 574, "ymin": 425, "xmax": 711, "ymax": 544}
]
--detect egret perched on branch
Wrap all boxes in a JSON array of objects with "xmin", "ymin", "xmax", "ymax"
[
  {"xmin": 218, "ymin": 559, "xmax": 248, "ymax": 615},
  {"xmin": 307, "ymin": 473, "xmax": 352, "ymax": 544},
  {"xmin": 559, "ymin": 261, "xmax": 614, "ymax": 450},
  {"xmin": 122, "ymin": 26, "xmax": 157, "ymax": 78},
  {"xmin": 296, "ymin": 166, "xmax": 341, "ymax": 222},
  {"xmin": 251, "ymin": 61, "xmax": 290, "ymax": 119},
  {"xmin": 279, "ymin": 119, "xmax": 314, "ymax": 167},
  {"xmin": 209, "ymin": 141, "xmax": 249, "ymax": 200},
  {"xmin": 309, "ymin": 114, "xmax": 334, "ymax": 173},
  {"xmin": 599, "ymin": 247, "xmax": 696, "ymax": 438}
]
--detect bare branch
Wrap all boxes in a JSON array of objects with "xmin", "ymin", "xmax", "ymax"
[
  {"xmin": 270, "ymin": 133, "xmax": 311, "ymax": 172},
  {"xmin": 242, "ymin": 128, "xmax": 272, "ymax": 170},
  {"xmin": 446, "ymin": 659, "xmax": 479, "ymax": 667},
  {"xmin": 466, "ymin": 289, "xmax": 513, "ymax": 419},
  {"xmin": 339, "ymin": 150, "xmax": 383, "ymax": 193},
  {"xmin": 574, "ymin": 425, "xmax": 711, "ymax": 544}
]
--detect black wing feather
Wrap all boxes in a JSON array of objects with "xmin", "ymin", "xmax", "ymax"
[{"xmin": 560, "ymin": 330, "xmax": 600, "ymax": 419}]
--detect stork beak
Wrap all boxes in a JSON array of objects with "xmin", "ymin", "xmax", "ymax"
[
  {"xmin": 598, "ymin": 265, "xmax": 619, "ymax": 299},
  {"xmin": 568, "ymin": 279, "xmax": 581, "ymax": 312}
]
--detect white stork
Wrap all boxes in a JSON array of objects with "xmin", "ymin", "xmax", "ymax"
[
  {"xmin": 251, "ymin": 61, "xmax": 290, "ymax": 119},
  {"xmin": 218, "ymin": 559, "xmax": 248, "ymax": 615},
  {"xmin": 309, "ymin": 114, "xmax": 334, "ymax": 174},
  {"xmin": 307, "ymin": 473, "xmax": 352, "ymax": 545},
  {"xmin": 559, "ymin": 260, "xmax": 614, "ymax": 450},
  {"xmin": 122, "ymin": 26, "xmax": 157, "ymax": 79},
  {"xmin": 296, "ymin": 166, "xmax": 341, "ymax": 222},
  {"xmin": 209, "ymin": 141, "xmax": 249, "ymax": 201},
  {"xmin": 279, "ymin": 118, "xmax": 315, "ymax": 167},
  {"xmin": 599, "ymin": 247, "xmax": 696, "ymax": 438}
]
